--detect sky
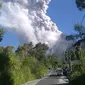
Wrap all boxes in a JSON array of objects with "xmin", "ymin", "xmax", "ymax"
[
  {"xmin": 47, "ymin": 0, "xmax": 85, "ymax": 34},
  {"xmin": 0, "ymin": 0, "xmax": 85, "ymax": 48}
]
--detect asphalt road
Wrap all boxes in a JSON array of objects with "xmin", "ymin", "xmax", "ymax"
[{"xmin": 36, "ymin": 70, "xmax": 69, "ymax": 85}]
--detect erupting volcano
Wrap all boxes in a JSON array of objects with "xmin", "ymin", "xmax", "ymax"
[{"xmin": 0, "ymin": 0, "xmax": 72, "ymax": 57}]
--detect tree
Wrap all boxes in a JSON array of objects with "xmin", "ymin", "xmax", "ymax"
[
  {"xmin": 47, "ymin": 56, "xmax": 58, "ymax": 69},
  {"xmin": 33, "ymin": 43, "xmax": 48, "ymax": 60},
  {"xmin": 66, "ymin": 24, "xmax": 85, "ymax": 47},
  {"xmin": 66, "ymin": 24, "xmax": 85, "ymax": 71},
  {"xmin": 0, "ymin": 3, "xmax": 4, "ymax": 42},
  {"xmin": 76, "ymin": 0, "xmax": 85, "ymax": 10},
  {"xmin": 0, "ymin": 46, "xmax": 4, "ymax": 53},
  {"xmin": 0, "ymin": 29, "xmax": 4, "ymax": 42},
  {"xmin": 16, "ymin": 42, "xmax": 49, "ymax": 61},
  {"xmin": 67, "ymin": 1, "xmax": 85, "ymax": 46},
  {"xmin": 4, "ymin": 46, "xmax": 14, "ymax": 56},
  {"xmin": 66, "ymin": 1, "xmax": 85, "ymax": 61},
  {"xmin": 67, "ymin": 1, "xmax": 85, "ymax": 84},
  {"xmin": 16, "ymin": 42, "xmax": 33, "ymax": 57}
]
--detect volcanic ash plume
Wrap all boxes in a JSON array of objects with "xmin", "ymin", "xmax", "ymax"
[{"xmin": 0, "ymin": 0, "xmax": 71, "ymax": 56}]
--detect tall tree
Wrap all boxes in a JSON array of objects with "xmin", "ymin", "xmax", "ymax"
[
  {"xmin": 0, "ymin": 29, "xmax": 4, "ymax": 42},
  {"xmin": 33, "ymin": 43, "xmax": 48, "ymax": 60},
  {"xmin": 16, "ymin": 42, "xmax": 33, "ymax": 57},
  {"xmin": 76, "ymin": 0, "xmax": 85, "ymax": 10},
  {"xmin": 0, "ymin": 3, "xmax": 4, "ymax": 42},
  {"xmin": 66, "ymin": 24, "xmax": 85, "ymax": 47}
]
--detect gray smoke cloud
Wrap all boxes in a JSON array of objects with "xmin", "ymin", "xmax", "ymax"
[{"xmin": 0, "ymin": 0, "xmax": 72, "ymax": 57}]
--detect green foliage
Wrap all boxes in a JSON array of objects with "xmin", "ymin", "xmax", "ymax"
[
  {"xmin": 0, "ymin": 43, "xmax": 57, "ymax": 85},
  {"xmin": 0, "ymin": 48, "xmax": 36, "ymax": 85},
  {"xmin": 16, "ymin": 42, "xmax": 33, "ymax": 57},
  {"xmin": 66, "ymin": 24, "xmax": 85, "ymax": 41},
  {"xmin": 0, "ymin": 52, "xmax": 13, "ymax": 85},
  {"xmin": 0, "ymin": 29, "xmax": 4, "ymax": 42},
  {"xmin": 33, "ymin": 63, "xmax": 48, "ymax": 78},
  {"xmin": 48, "ymin": 56, "xmax": 58, "ymax": 68},
  {"xmin": 74, "ymin": 24, "xmax": 85, "ymax": 39},
  {"xmin": 70, "ymin": 73, "xmax": 85, "ymax": 85},
  {"xmin": 64, "ymin": 47, "xmax": 83, "ymax": 62},
  {"xmin": 76, "ymin": 0, "xmax": 85, "ymax": 10},
  {"xmin": 16, "ymin": 43, "xmax": 48, "ymax": 60},
  {"xmin": 69, "ymin": 64, "xmax": 85, "ymax": 80},
  {"xmin": 67, "ymin": 48, "xmax": 85, "ymax": 84},
  {"xmin": 32, "ymin": 43, "xmax": 48, "ymax": 60},
  {"xmin": 66, "ymin": 1, "xmax": 85, "ymax": 84},
  {"xmin": 69, "ymin": 64, "xmax": 85, "ymax": 85}
]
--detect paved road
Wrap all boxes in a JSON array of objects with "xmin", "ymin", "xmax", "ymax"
[{"xmin": 36, "ymin": 70, "xmax": 69, "ymax": 85}]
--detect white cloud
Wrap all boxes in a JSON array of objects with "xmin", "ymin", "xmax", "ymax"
[{"xmin": 0, "ymin": 0, "xmax": 72, "ymax": 57}]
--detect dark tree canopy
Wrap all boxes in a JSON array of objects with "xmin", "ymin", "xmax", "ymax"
[
  {"xmin": 0, "ymin": 29, "xmax": 4, "ymax": 42},
  {"xmin": 66, "ymin": 24, "xmax": 85, "ymax": 47},
  {"xmin": 76, "ymin": 0, "xmax": 85, "ymax": 10}
]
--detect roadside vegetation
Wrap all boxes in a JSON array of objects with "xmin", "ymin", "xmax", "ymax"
[
  {"xmin": 63, "ymin": 0, "xmax": 85, "ymax": 85},
  {"xmin": 0, "ymin": 42, "xmax": 58, "ymax": 85}
]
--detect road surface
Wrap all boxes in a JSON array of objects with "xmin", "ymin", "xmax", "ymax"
[
  {"xmin": 36, "ymin": 70, "xmax": 69, "ymax": 85},
  {"xmin": 24, "ymin": 70, "xmax": 69, "ymax": 85}
]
